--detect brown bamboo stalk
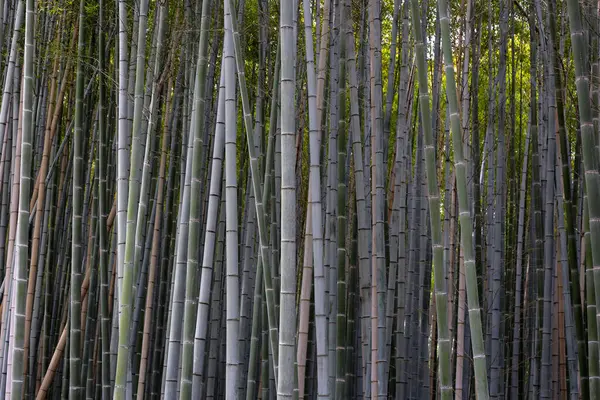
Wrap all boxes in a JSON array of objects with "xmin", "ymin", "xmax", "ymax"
[
  {"xmin": 137, "ymin": 76, "xmax": 173, "ymax": 399},
  {"xmin": 35, "ymin": 327, "xmax": 67, "ymax": 400},
  {"xmin": 28, "ymin": 25, "xmax": 77, "ymax": 213},
  {"xmin": 0, "ymin": 93, "xmax": 23, "ymax": 360},
  {"xmin": 35, "ymin": 273, "xmax": 91, "ymax": 399}
]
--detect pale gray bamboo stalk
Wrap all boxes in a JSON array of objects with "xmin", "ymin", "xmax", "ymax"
[
  {"xmin": 277, "ymin": 0, "xmax": 297, "ymax": 395},
  {"xmin": 225, "ymin": 0, "xmax": 280, "ymax": 385},
  {"xmin": 325, "ymin": 14, "xmax": 339, "ymax": 395},
  {"xmin": 179, "ymin": 0, "xmax": 211, "ymax": 391},
  {"xmin": 2, "ymin": 70, "xmax": 20, "ymax": 396},
  {"xmin": 163, "ymin": 76, "xmax": 195, "ymax": 399},
  {"xmin": 0, "ymin": 0, "xmax": 23, "ymax": 159},
  {"xmin": 192, "ymin": 62, "xmax": 225, "ymax": 398},
  {"xmin": 345, "ymin": 7, "xmax": 371, "ymax": 394},
  {"xmin": 394, "ymin": 6, "xmax": 411, "ymax": 395},
  {"xmin": 162, "ymin": 14, "xmax": 209, "ymax": 398},
  {"xmin": 297, "ymin": 210, "xmax": 313, "ymax": 400},
  {"xmin": 223, "ymin": 0, "xmax": 240, "ymax": 394},
  {"xmin": 206, "ymin": 190, "xmax": 226, "ymax": 399},
  {"xmin": 9, "ymin": 0, "xmax": 33, "ymax": 395},
  {"xmin": 115, "ymin": 0, "xmax": 130, "ymax": 311},
  {"xmin": 1, "ymin": 64, "xmax": 21, "ymax": 395},
  {"xmin": 244, "ymin": 43, "xmax": 280, "ymax": 399},
  {"xmin": 368, "ymin": 0, "xmax": 387, "ymax": 396},
  {"xmin": 301, "ymin": 0, "xmax": 329, "ymax": 395}
]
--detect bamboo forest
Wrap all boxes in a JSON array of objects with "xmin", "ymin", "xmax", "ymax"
[{"xmin": 2, "ymin": 0, "xmax": 600, "ymax": 396}]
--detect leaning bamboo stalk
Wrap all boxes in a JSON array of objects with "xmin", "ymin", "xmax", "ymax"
[
  {"xmin": 137, "ymin": 70, "xmax": 171, "ymax": 400},
  {"xmin": 23, "ymin": 54, "xmax": 58, "ymax": 385},
  {"xmin": 179, "ymin": 0, "xmax": 211, "ymax": 391},
  {"xmin": 435, "ymin": 0, "xmax": 490, "ymax": 396},
  {"xmin": 163, "ymin": 24, "xmax": 201, "ymax": 400},
  {"xmin": 191, "ymin": 62, "xmax": 223, "ymax": 396},
  {"xmin": 114, "ymin": 0, "xmax": 151, "ymax": 389},
  {"xmin": 225, "ymin": 0, "xmax": 280, "ymax": 384},
  {"xmin": 297, "ymin": 208, "xmax": 313, "ymax": 400},
  {"xmin": 0, "ymin": 0, "xmax": 23, "ymax": 156},
  {"xmin": 245, "ymin": 57, "xmax": 280, "ymax": 399},
  {"xmin": 35, "ymin": 325, "xmax": 67, "ymax": 400},
  {"xmin": 300, "ymin": 0, "xmax": 329, "ymax": 395},
  {"xmin": 408, "ymin": 0, "xmax": 452, "ymax": 397},
  {"xmin": 35, "ymin": 261, "xmax": 95, "ymax": 400}
]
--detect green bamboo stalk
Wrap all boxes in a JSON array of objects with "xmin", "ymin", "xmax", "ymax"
[
  {"xmin": 114, "ymin": 0, "xmax": 150, "ymax": 396},
  {"xmin": 97, "ymin": 1, "xmax": 111, "ymax": 396},
  {"xmin": 246, "ymin": 253, "xmax": 263, "ymax": 400},
  {"xmin": 179, "ymin": 0, "xmax": 211, "ymax": 391},
  {"xmin": 408, "ymin": 0, "xmax": 452, "ymax": 398},
  {"xmin": 584, "ymin": 192, "xmax": 600, "ymax": 398},
  {"xmin": 526, "ymin": 13, "xmax": 543, "ymax": 396},
  {"xmin": 335, "ymin": 0, "xmax": 348, "ymax": 396},
  {"xmin": 246, "ymin": 50, "xmax": 279, "ymax": 398},
  {"xmin": 163, "ymin": 17, "xmax": 205, "ymax": 400},
  {"xmin": 563, "ymin": 0, "xmax": 600, "ymax": 385},
  {"xmin": 547, "ymin": 0, "xmax": 588, "ymax": 392},
  {"xmin": 435, "ymin": 0, "xmax": 490, "ymax": 397}
]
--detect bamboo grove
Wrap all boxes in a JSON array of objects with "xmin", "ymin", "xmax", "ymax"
[{"xmin": 1, "ymin": 0, "xmax": 600, "ymax": 396}]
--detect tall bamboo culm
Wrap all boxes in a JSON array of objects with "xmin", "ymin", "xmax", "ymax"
[
  {"xmin": 9, "ymin": 0, "xmax": 34, "ymax": 396},
  {"xmin": 436, "ymin": 0, "xmax": 490, "ymax": 397},
  {"xmin": 408, "ymin": 0, "xmax": 452, "ymax": 397}
]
